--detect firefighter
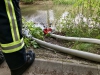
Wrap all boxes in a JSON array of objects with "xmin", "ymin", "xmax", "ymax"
[{"xmin": 0, "ymin": 0, "xmax": 35, "ymax": 75}]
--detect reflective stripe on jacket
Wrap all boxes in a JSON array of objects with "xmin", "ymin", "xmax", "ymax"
[{"xmin": 0, "ymin": 0, "xmax": 24, "ymax": 53}]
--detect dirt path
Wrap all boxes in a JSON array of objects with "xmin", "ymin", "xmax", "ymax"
[
  {"xmin": 0, "ymin": 62, "xmax": 10, "ymax": 75},
  {"xmin": 0, "ymin": 59, "xmax": 100, "ymax": 75}
]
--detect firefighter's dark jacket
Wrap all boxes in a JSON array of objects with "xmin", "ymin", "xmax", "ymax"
[{"xmin": 0, "ymin": 0, "xmax": 24, "ymax": 53}]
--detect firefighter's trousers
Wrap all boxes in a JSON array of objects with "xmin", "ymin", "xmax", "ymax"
[{"xmin": 0, "ymin": 0, "xmax": 26, "ymax": 69}]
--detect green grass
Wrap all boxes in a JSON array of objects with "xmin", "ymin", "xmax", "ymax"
[
  {"xmin": 71, "ymin": 42, "xmax": 99, "ymax": 53},
  {"xmin": 53, "ymin": 0, "xmax": 77, "ymax": 5}
]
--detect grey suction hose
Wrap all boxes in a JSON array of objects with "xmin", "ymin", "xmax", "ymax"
[
  {"xmin": 50, "ymin": 33, "xmax": 100, "ymax": 44},
  {"xmin": 30, "ymin": 36, "xmax": 100, "ymax": 62}
]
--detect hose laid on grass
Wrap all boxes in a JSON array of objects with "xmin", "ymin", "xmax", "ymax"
[
  {"xmin": 50, "ymin": 33, "xmax": 100, "ymax": 44},
  {"xmin": 31, "ymin": 36, "xmax": 100, "ymax": 62}
]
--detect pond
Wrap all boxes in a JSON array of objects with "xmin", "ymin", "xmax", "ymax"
[
  {"xmin": 20, "ymin": 1, "xmax": 72, "ymax": 30},
  {"xmin": 20, "ymin": 1, "xmax": 97, "ymax": 31}
]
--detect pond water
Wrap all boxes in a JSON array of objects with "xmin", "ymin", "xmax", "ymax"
[
  {"xmin": 20, "ymin": 2, "xmax": 97, "ymax": 31},
  {"xmin": 20, "ymin": 3, "xmax": 57, "ymax": 30},
  {"xmin": 20, "ymin": 3, "xmax": 75, "ymax": 30}
]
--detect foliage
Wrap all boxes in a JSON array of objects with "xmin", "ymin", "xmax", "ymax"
[
  {"xmin": 52, "ymin": 0, "xmax": 77, "ymax": 5},
  {"xmin": 23, "ymin": 36, "xmax": 39, "ymax": 48},
  {"xmin": 23, "ymin": 36, "xmax": 31, "ymax": 48},
  {"xmin": 22, "ymin": 17, "xmax": 44, "ymax": 48},
  {"xmin": 31, "ymin": 40, "xmax": 39, "ymax": 48},
  {"xmin": 72, "ymin": 42, "xmax": 100, "ymax": 53},
  {"xmin": 57, "ymin": 11, "xmax": 100, "ymax": 53},
  {"xmin": 28, "ymin": 24, "xmax": 44, "ymax": 40},
  {"xmin": 22, "ymin": 18, "xmax": 44, "ymax": 40},
  {"xmin": 71, "ymin": 0, "xmax": 100, "ymax": 30},
  {"xmin": 57, "ymin": 13, "xmax": 100, "ymax": 38},
  {"xmin": 54, "ymin": 0, "xmax": 100, "ymax": 38}
]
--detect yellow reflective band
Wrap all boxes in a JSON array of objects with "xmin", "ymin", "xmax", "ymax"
[
  {"xmin": 4, "ymin": 0, "xmax": 20, "ymax": 41},
  {"xmin": 4, "ymin": 0, "xmax": 15, "ymax": 41},
  {"xmin": 2, "ymin": 42, "xmax": 24, "ymax": 53},
  {"xmin": 1, "ymin": 38, "xmax": 24, "ymax": 53},
  {"xmin": 1, "ymin": 38, "xmax": 24, "ymax": 47}
]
